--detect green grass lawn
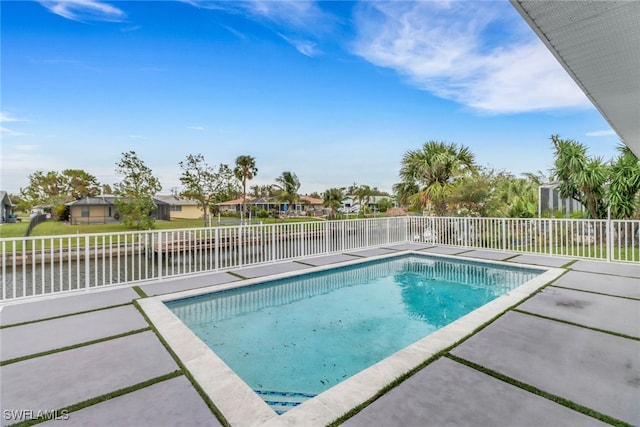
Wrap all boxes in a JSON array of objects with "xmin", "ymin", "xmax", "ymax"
[{"xmin": 0, "ymin": 217, "xmax": 324, "ymax": 242}]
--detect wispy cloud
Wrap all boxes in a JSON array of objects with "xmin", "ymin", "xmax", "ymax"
[
  {"xmin": 220, "ymin": 24, "xmax": 248, "ymax": 40},
  {"xmin": 352, "ymin": 2, "xmax": 591, "ymax": 114},
  {"xmin": 186, "ymin": 0, "xmax": 329, "ymax": 31},
  {"xmin": 14, "ymin": 144, "xmax": 40, "ymax": 151},
  {"xmin": 279, "ymin": 33, "xmax": 318, "ymax": 57},
  {"xmin": 184, "ymin": 0, "xmax": 333, "ymax": 56},
  {"xmin": 29, "ymin": 58, "xmax": 83, "ymax": 65},
  {"xmin": 586, "ymin": 129, "xmax": 616, "ymax": 137},
  {"xmin": 120, "ymin": 25, "xmax": 141, "ymax": 33},
  {"xmin": 38, "ymin": 0, "xmax": 126, "ymax": 22},
  {"xmin": 0, "ymin": 112, "xmax": 27, "ymax": 137},
  {"xmin": 187, "ymin": 126, "xmax": 204, "ymax": 131},
  {"xmin": 0, "ymin": 126, "xmax": 25, "ymax": 137},
  {"xmin": 0, "ymin": 112, "xmax": 26, "ymax": 123}
]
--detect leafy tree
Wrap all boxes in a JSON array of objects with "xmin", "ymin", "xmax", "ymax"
[
  {"xmin": 9, "ymin": 193, "xmax": 29, "ymax": 213},
  {"xmin": 249, "ymin": 185, "xmax": 274, "ymax": 199},
  {"xmin": 397, "ymin": 141, "xmax": 475, "ymax": 215},
  {"xmin": 323, "ymin": 187, "xmax": 344, "ymax": 219},
  {"xmin": 274, "ymin": 171, "xmax": 301, "ymax": 214},
  {"xmin": 20, "ymin": 169, "xmax": 100, "ymax": 210},
  {"xmin": 233, "ymin": 155, "xmax": 258, "ymax": 218},
  {"xmin": 377, "ymin": 197, "xmax": 393, "ymax": 213},
  {"xmin": 607, "ymin": 145, "xmax": 640, "ymax": 220},
  {"xmin": 450, "ymin": 169, "xmax": 494, "ymax": 217},
  {"xmin": 501, "ymin": 178, "xmax": 538, "ymax": 218},
  {"xmin": 61, "ymin": 169, "xmax": 100, "ymax": 200},
  {"xmin": 345, "ymin": 182, "xmax": 359, "ymax": 195},
  {"xmin": 551, "ymin": 135, "xmax": 608, "ymax": 219},
  {"xmin": 20, "ymin": 170, "xmax": 65, "ymax": 207},
  {"xmin": 522, "ymin": 170, "xmax": 553, "ymax": 187},
  {"xmin": 102, "ymin": 184, "xmax": 113, "ymax": 195},
  {"xmin": 370, "ymin": 187, "xmax": 390, "ymax": 197},
  {"xmin": 179, "ymin": 154, "xmax": 240, "ymax": 226},
  {"xmin": 113, "ymin": 151, "xmax": 162, "ymax": 230}
]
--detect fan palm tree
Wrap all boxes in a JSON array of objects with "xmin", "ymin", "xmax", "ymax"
[
  {"xmin": 392, "ymin": 181, "xmax": 419, "ymax": 209},
  {"xmin": 398, "ymin": 141, "xmax": 475, "ymax": 215},
  {"xmin": 233, "ymin": 155, "xmax": 258, "ymax": 218},
  {"xmin": 274, "ymin": 171, "xmax": 301, "ymax": 215},
  {"xmin": 323, "ymin": 188, "xmax": 344, "ymax": 220}
]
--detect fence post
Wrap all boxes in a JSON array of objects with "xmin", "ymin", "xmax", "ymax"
[
  {"xmin": 502, "ymin": 219, "xmax": 507, "ymax": 251},
  {"xmin": 157, "ymin": 231, "xmax": 162, "ymax": 280},
  {"xmin": 2, "ymin": 240, "xmax": 5, "ymax": 300},
  {"xmin": 272, "ymin": 224, "xmax": 277, "ymax": 261},
  {"xmin": 464, "ymin": 219, "xmax": 469, "ymax": 248},
  {"xmin": 365, "ymin": 219, "xmax": 369, "ymax": 248},
  {"xmin": 84, "ymin": 235, "xmax": 90, "ymax": 290},
  {"xmin": 606, "ymin": 207, "xmax": 612, "ymax": 262},
  {"xmin": 405, "ymin": 217, "xmax": 409, "ymax": 243},
  {"xmin": 238, "ymin": 225, "xmax": 243, "ymax": 267},
  {"xmin": 548, "ymin": 219, "xmax": 553, "ymax": 256},
  {"xmin": 215, "ymin": 227, "xmax": 220, "ymax": 270},
  {"xmin": 324, "ymin": 222, "xmax": 329, "ymax": 254}
]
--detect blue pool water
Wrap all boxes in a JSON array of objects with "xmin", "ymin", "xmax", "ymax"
[{"xmin": 167, "ymin": 254, "xmax": 542, "ymax": 414}]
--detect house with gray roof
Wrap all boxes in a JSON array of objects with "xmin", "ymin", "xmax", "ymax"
[
  {"xmin": 66, "ymin": 195, "xmax": 170, "ymax": 225},
  {"xmin": 0, "ymin": 191, "xmax": 14, "ymax": 223}
]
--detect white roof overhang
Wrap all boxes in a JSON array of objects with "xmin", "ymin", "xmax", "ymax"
[{"xmin": 512, "ymin": 1, "xmax": 640, "ymax": 157}]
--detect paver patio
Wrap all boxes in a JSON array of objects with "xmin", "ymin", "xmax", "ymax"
[{"xmin": 1, "ymin": 245, "xmax": 638, "ymax": 426}]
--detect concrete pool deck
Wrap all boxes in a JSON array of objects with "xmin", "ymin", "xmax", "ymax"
[{"xmin": 1, "ymin": 244, "xmax": 638, "ymax": 426}]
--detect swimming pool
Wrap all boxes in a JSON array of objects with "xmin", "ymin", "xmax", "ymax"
[
  {"xmin": 166, "ymin": 254, "xmax": 541, "ymax": 414},
  {"xmin": 139, "ymin": 251, "xmax": 561, "ymax": 426}
]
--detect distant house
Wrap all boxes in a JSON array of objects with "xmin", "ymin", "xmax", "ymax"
[
  {"xmin": 66, "ymin": 195, "xmax": 170, "ymax": 225},
  {"xmin": 0, "ymin": 191, "xmax": 13, "ymax": 223},
  {"xmin": 155, "ymin": 195, "xmax": 202, "ymax": 220},
  {"xmin": 340, "ymin": 195, "xmax": 393, "ymax": 214},
  {"xmin": 538, "ymin": 182, "xmax": 585, "ymax": 217},
  {"xmin": 218, "ymin": 196, "xmax": 324, "ymax": 216}
]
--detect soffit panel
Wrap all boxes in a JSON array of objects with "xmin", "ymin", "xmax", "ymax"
[{"xmin": 512, "ymin": 1, "xmax": 640, "ymax": 156}]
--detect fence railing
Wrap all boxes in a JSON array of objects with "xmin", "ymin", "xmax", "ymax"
[
  {"xmin": 1, "ymin": 216, "xmax": 638, "ymax": 301},
  {"xmin": 407, "ymin": 216, "xmax": 639, "ymax": 263}
]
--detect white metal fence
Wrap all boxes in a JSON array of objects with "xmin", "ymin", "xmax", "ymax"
[
  {"xmin": 407, "ymin": 216, "xmax": 640, "ymax": 262},
  {"xmin": 1, "ymin": 216, "xmax": 638, "ymax": 301}
]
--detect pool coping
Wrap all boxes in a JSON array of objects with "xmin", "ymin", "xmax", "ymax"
[{"xmin": 138, "ymin": 251, "xmax": 564, "ymax": 427}]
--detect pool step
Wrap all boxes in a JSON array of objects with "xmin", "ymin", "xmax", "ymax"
[{"xmin": 254, "ymin": 389, "xmax": 317, "ymax": 415}]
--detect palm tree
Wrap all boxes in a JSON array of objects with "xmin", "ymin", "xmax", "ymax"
[
  {"xmin": 551, "ymin": 135, "xmax": 607, "ymax": 219},
  {"xmin": 398, "ymin": 141, "xmax": 475, "ymax": 215},
  {"xmin": 323, "ymin": 188, "xmax": 344, "ymax": 220},
  {"xmin": 608, "ymin": 144, "xmax": 640, "ymax": 220},
  {"xmin": 392, "ymin": 181, "xmax": 419, "ymax": 209},
  {"xmin": 274, "ymin": 171, "xmax": 301, "ymax": 215},
  {"xmin": 233, "ymin": 155, "xmax": 258, "ymax": 219},
  {"xmin": 354, "ymin": 185, "xmax": 372, "ymax": 216},
  {"xmin": 499, "ymin": 178, "xmax": 538, "ymax": 218}
]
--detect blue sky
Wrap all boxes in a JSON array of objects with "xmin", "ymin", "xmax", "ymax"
[{"xmin": 1, "ymin": 0, "xmax": 621, "ymax": 195}]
